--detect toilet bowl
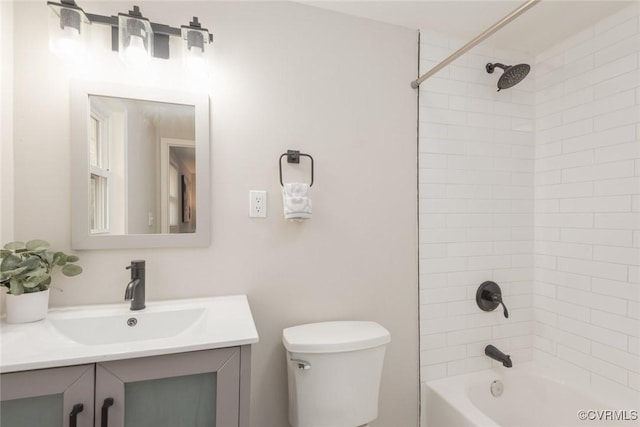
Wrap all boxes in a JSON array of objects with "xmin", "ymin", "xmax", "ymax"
[{"xmin": 283, "ymin": 321, "xmax": 390, "ymax": 427}]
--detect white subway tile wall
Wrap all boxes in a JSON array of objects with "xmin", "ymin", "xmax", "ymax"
[
  {"xmin": 418, "ymin": 32, "xmax": 535, "ymax": 381},
  {"xmin": 533, "ymin": 3, "xmax": 640, "ymax": 394},
  {"xmin": 419, "ymin": 3, "xmax": 640, "ymax": 394}
]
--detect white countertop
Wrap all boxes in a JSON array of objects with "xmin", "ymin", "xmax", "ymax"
[{"xmin": 0, "ymin": 294, "xmax": 259, "ymax": 373}]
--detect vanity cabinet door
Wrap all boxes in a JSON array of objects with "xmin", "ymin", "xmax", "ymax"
[
  {"xmin": 0, "ymin": 364, "xmax": 95, "ymax": 427},
  {"xmin": 95, "ymin": 348, "xmax": 240, "ymax": 427}
]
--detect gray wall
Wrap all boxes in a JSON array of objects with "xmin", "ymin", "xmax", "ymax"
[{"xmin": 8, "ymin": 2, "xmax": 419, "ymax": 426}]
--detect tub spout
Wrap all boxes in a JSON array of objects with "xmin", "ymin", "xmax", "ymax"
[
  {"xmin": 485, "ymin": 344, "xmax": 512, "ymax": 368},
  {"xmin": 503, "ymin": 355, "xmax": 512, "ymax": 368}
]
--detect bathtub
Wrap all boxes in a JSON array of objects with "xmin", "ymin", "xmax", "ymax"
[{"xmin": 422, "ymin": 363, "xmax": 639, "ymax": 427}]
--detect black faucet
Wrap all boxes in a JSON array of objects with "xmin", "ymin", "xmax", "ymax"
[
  {"xmin": 125, "ymin": 260, "xmax": 145, "ymax": 311},
  {"xmin": 485, "ymin": 344, "xmax": 512, "ymax": 368},
  {"xmin": 476, "ymin": 281, "xmax": 509, "ymax": 318}
]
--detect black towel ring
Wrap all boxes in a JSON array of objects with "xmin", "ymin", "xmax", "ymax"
[{"xmin": 279, "ymin": 150, "xmax": 314, "ymax": 187}]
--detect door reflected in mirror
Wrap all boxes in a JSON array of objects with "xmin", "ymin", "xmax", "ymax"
[
  {"xmin": 89, "ymin": 95, "xmax": 196, "ymax": 235},
  {"xmin": 71, "ymin": 81, "xmax": 210, "ymax": 249}
]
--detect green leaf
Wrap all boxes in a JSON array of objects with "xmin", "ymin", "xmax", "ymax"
[
  {"xmin": 62, "ymin": 264, "xmax": 82, "ymax": 277},
  {"xmin": 26, "ymin": 240, "xmax": 50, "ymax": 251},
  {"xmin": 53, "ymin": 252, "xmax": 67, "ymax": 266},
  {"xmin": 44, "ymin": 251, "xmax": 55, "ymax": 265},
  {"xmin": 66, "ymin": 255, "xmax": 79, "ymax": 263},
  {"xmin": 18, "ymin": 256, "xmax": 41, "ymax": 270},
  {"xmin": 1, "ymin": 266, "xmax": 29, "ymax": 278},
  {"xmin": 1, "ymin": 254, "xmax": 21, "ymax": 272},
  {"xmin": 9, "ymin": 279, "xmax": 24, "ymax": 295},
  {"xmin": 0, "ymin": 249, "xmax": 12, "ymax": 258},
  {"xmin": 24, "ymin": 265, "xmax": 47, "ymax": 278},
  {"xmin": 4, "ymin": 241, "xmax": 25, "ymax": 251},
  {"xmin": 23, "ymin": 274, "xmax": 50, "ymax": 288}
]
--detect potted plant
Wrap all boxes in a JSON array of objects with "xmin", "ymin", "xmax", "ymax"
[{"xmin": 0, "ymin": 240, "xmax": 82, "ymax": 323}]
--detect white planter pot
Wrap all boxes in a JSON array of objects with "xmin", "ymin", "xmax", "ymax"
[{"xmin": 4, "ymin": 289, "xmax": 50, "ymax": 324}]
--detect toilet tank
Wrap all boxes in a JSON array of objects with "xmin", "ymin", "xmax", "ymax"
[{"xmin": 283, "ymin": 321, "xmax": 391, "ymax": 427}]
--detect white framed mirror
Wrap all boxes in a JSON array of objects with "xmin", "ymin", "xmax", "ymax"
[{"xmin": 70, "ymin": 81, "xmax": 210, "ymax": 249}]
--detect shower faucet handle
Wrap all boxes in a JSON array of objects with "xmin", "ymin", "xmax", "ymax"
[
  {"xmin": 490, "ymin": 292, "xmax": 509, "ymax": 319},
  {"xmin": 476, "ymin": 281, "xmax": 509, "ymax": 319}
]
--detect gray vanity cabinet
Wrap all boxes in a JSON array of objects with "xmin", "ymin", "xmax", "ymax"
[
  {"xmin": 1, "ymin": 347, "xmax": 251, "ymax": 427},
  {"xmin": 96, "ymin": 348, "xmax": 242, "ymax": 427},
  {"xmin": 0, "ymin": 364, "xmax": 95, "ymax": 427}
]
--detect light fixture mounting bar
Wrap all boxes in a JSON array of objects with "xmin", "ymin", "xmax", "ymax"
[
  {"xmin": 84, "ymin": 12, "xmax": 116, "ymax": 27},
  {"xmin": 47, "ymin": 1, "xmax": 213, "ymax": 60},
  {"xmin": 85, "ymin": 11, "xmax": 182, "ymax": 58}
]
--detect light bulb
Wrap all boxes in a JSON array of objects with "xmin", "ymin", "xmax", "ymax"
[
  {"xmin": 50, "ymin": 25, "xmax": 84, "ymax": 58},
  {"xmin": 186, "ymin": 46, "xmax": 204, "ymax": 68},
  {"xmin": 185, "ymin": 46, "xmax": 208, "ymax": 85},
  {"xmin": 123, "ymin": 34, "xmax": 150, "ymax": 67}
]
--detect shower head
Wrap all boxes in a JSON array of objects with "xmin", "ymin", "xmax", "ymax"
[{"xmin": 486, "ymin": 62, "xmax": 530, "ymax": 91}]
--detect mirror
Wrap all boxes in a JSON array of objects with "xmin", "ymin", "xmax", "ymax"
[{"xmin": 71, "ymin": 81, "xmax": 210, "ymax": 249}]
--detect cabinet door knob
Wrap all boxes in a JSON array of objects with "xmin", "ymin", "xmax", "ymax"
[
  {"xmin": 69, "ymin": 403, "xmax": 84, "ymax": 427},
  {"xmin": 101, "ymin": 398, "xmax": 115, "ymax": 427}
]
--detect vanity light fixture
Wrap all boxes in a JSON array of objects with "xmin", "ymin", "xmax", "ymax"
[
  {"xmin": 47, "ymin": 0, "xmax": 90, "ymax": 58},
  {"xmin": 182, "ymin": 18, "xmax": 210, "ymax": 62},
  {"xmin": 118, "ymin": 6, "xmax": 153, "ymax": 66},
  {"xmin": 46, "ymin": 1, "xmax": 213, "ymax": 64},
  {"xmin": 181, "ymin": 17, "xmax": 211, "ymax": 78}
]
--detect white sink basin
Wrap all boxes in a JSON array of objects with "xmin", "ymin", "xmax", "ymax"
[
  {"xmin": 1, "ymin": 295, "xmax": 259, "ymax": 373},
  {"xmin": 48, "ymin": 306, "xmax": 206, "ymax": 345}
]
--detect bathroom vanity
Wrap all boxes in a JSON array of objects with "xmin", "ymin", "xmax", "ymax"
[{"xmin": 0, "ymin": 295, "xmax": 259, "ymax": 427}]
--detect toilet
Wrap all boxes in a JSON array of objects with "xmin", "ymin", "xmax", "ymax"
[{"xmin": 282, "ymin": 321, "xmax": 391, "ymax": 427}]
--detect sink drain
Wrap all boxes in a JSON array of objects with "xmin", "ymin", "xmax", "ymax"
[
  {"xmin": 127, "ymin": 317, "xmax": 138, "ymax": 327},
  {"xmin": 490, "ymin": 380, "xmax": 504, "ymax": 397}
]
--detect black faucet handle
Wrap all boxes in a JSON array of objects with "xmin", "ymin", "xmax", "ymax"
[
  {"xmin": 126, "ymin": 260, "xmax": 145, "ymax": 280},
  {"xmin": 477, "ymin": 281, "xmax": 509, "ymax": 319},
  {"xmin": 499, "ymin": 300, "xmax": 509, "ymax": 318},
  {"xmin": 126, "ymin": 260, "xmax": 146, "ymax": 271},
  {"xmin": 490, "ymin": 293, "xmax": 509, "ymax": 318}
]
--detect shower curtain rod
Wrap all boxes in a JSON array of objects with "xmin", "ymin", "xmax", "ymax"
[{"xmin": 411, "ymin": 0, "xmax": 541, "ymax": 88}]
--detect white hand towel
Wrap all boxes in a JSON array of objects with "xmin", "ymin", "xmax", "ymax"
[{"xmin": 282, "ymin": 183, "xmax": 312, "ymax": 221}]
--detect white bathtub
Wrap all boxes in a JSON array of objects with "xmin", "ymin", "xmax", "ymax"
[{"xmin": 423, "ymin": 364, "xmax": 639, "ymax": 427}]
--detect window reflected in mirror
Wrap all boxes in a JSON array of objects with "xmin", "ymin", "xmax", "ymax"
[{"xmin": 89, "ymin": 114, "xmax": 109, "ymax": 233}]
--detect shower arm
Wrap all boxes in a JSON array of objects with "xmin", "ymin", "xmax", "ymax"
[
  {"xmin": 411, "ymin": 0, "xmax": 541, "ymax": 88},
  {"xmin": 486, "ymin": 63, "xmax": 507, "ymax": 73}
]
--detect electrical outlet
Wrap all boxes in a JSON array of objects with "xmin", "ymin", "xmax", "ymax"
[{"xmin": 249, "ymin": 191, "xmax": 267, "ymax": 218}]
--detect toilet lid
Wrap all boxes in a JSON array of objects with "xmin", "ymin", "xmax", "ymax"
[{"xmin": 282, "ymin": 321, "xmax": 390, "ymax": 353}]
